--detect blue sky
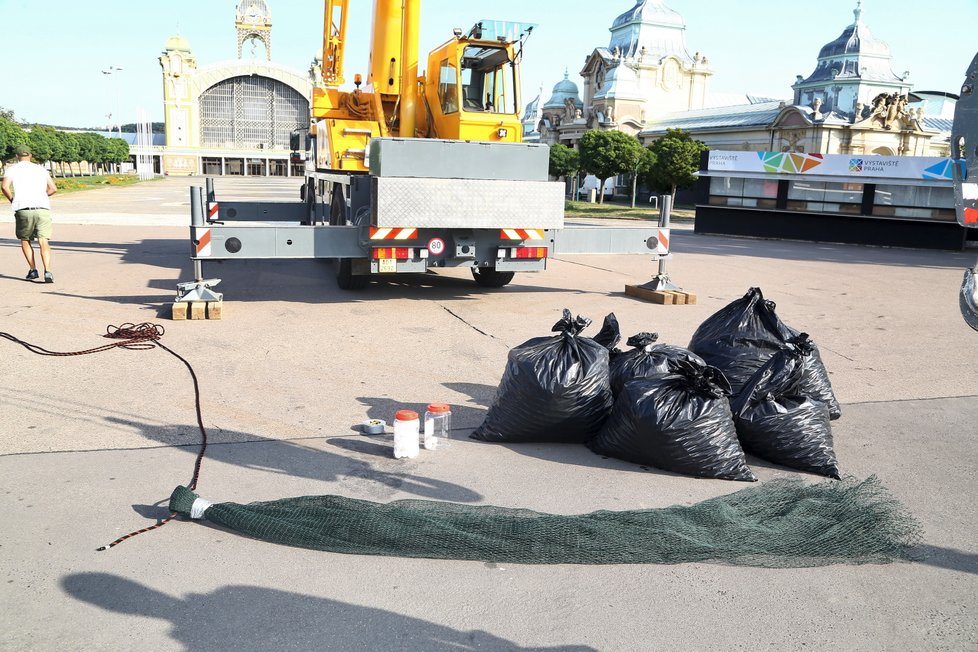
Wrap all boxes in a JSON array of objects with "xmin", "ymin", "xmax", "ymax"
[{"xmin": 1, "ymin": 0, "xmax": 975, "ymax": 127}]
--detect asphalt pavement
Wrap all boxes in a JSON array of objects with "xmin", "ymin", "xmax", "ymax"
[{"xmin": 1, "ymin": 177, "xmax": 976, "ymax": 650}]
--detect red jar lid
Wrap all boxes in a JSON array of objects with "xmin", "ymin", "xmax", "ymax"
[
  {"xmin": 395, "ymin": 410, "xmax": 419, "ymax": 421},
  {"xmin": 426, "ymin": 403, "xmax": 451, "ymax": 413}
]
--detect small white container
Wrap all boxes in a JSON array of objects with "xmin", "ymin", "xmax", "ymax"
[
  {"xmin": 393, "ymin": 410, "xmax": 420, "ymax": 459},
  {"xmin": 423, "ymin": 403, "xmax": 452, "ymax": 450}
]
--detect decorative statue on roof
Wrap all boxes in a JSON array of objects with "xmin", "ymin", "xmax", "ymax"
[
  {"xmin": 870, "ymin": 93, "xmax": 889, "ymax": 118},
  {"xmin": 565, "ymin": 97, "xmax": 577, "ymax": 121},
  {"xmin": 868, "ymin": 93, "xmax": 913, "ymax": 130},
  {"xmin": 884, "ymin": 93, "xmax": 901, "ymax": 129}
]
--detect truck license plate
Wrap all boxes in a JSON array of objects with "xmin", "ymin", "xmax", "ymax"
[{"xmin": 379, "ymin": 258, "xmax": 397, "ymax": 273}]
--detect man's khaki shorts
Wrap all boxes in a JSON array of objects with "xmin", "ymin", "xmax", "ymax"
[{"xmin": 14, "ymin": 208, "xmax": 52, "ymax": 241}]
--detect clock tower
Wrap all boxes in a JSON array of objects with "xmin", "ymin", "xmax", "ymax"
[{"xmin": 236, "ymin": 0, "xmax": 272, "ymax": 60}]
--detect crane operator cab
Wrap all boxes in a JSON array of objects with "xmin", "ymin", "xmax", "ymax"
[{"xmin": 424, "ymin": 20, "xmax": 535, "ymax": 142}]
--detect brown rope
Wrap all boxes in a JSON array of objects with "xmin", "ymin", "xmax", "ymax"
[{"xmin": 0, "ymin": 323, "xmax": 208, "ymax": 550}]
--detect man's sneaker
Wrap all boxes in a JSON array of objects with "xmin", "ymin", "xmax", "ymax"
[
  {"xmin": 43, "ymin": 272, "xmax": 53, "ymax": 284},
  {"xmin": 25, "ymin": 269, "xmax": 38, "ymax": 281}
]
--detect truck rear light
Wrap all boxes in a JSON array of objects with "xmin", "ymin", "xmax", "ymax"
[
  {"xmin": 372, "ymin": 247, "xmax": 411, "ymax": 260},
  {"xmin": 513, "ymin": 247, "xmax": 548, "ymax": 259}
]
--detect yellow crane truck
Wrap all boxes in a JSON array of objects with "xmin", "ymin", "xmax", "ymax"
[{"xmin": 180, "ymin": 0, "xmax": 660, "ymax": 298}]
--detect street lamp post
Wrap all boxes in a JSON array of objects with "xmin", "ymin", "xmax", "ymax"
[{"xmin": 101, "ymin": 66, "xmax": 124, "ymax": 137}]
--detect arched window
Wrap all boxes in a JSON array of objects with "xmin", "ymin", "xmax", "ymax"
[{"xmin": 199, "ymin": 75, "xmax": 308, "ymax": 149}]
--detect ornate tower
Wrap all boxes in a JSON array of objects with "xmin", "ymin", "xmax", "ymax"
[
  {"xmin": 236, "ymin": 0, "xmax": 272, "ymax": 60},
  {"xmin": 581, "ymin": 0, "xmax": 712, "ymax": 134},
  {"xmin": 159, "ymin": 35, "xmax": 199, "ymax": 150},
  {"xmin": 792, "ymin": 1, "xmax": 910, "ymax": 120}
]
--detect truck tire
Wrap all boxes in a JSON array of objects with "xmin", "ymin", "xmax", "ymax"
[
  {"xmin": 336, "ymin": 258, "xmax": 369, "ymax": 290},
  {"xmin": 471, "ymin": 267, "xmax": 515, "ymax": 288}
]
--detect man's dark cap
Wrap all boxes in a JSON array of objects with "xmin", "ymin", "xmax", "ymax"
[{"xmin": 13, "ymin": 144, "xmax": 31, "ymax": 156}]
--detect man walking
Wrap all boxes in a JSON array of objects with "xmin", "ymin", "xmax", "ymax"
[{"xmin": 2, "ymin": 144, "xmax": 58, "ymax": 283}]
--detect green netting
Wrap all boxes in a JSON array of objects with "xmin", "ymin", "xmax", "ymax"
[{"xmin": 169, "ymin": 476, "xmax": 922, "ymax": 567}]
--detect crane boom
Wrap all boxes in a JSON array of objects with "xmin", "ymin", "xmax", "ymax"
[{"xmin": 321, "ymin": 0, "xmax": 348, "ymax": 87}]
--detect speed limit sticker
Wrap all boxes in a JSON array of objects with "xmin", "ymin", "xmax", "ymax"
[{"xmin": 428, "ymin": 238, "xmax": 446, "ymax": 256}]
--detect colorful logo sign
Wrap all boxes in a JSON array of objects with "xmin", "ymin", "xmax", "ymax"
[
  {"xmin": 757, "ymin": 152, "xmax": 824, "ymax": 174},
  {"xmin": 849, "ymin": 159, "xmax": 864, "ymax": 173}
]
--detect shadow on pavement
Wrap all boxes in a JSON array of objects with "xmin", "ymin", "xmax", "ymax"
[
  {"xmin": 671, "ymin": 231, "xmax": 976, "ymax": 270},
  {"xmin": 107, "ymin": 416, "xmax": 482, "ymax": 505},
  {"xmin": 355, "ymin": 393, "xmax": 490, "ymax": 435},
  {"xmin": 62, "ymin": 573, "xmax": 597, "ymax": 652},
  {"xmin": 916, "ymin": 545, "xmax": 978, "ymax": 575}
]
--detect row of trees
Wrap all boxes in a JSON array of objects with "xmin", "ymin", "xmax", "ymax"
[
  {"xmin": 0, "ymin": 116, "xmax": 130, "ymax": 176},
  {"xmin": 549, "ymin": 128, "xmax": 707, "ymax": 205}
]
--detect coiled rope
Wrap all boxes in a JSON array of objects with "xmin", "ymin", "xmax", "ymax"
[{"xmin": 0, "ymin": 323, "xmax": 208, "ymax": 550}]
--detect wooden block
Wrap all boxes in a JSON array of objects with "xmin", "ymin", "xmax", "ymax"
[
  {"xmin": 676, "ymin": 291, "xmax": 698, "ymax": 305},
  {"xmin": 171, "ymin": 302, "xmax": 188, "ymax": 320},
  {"xmin": 625, "ymin": 286, "xmax": 698, "ymax": 305},
  {"xmin": 190, "ymin": 302, "xmax": 206, "ymax": 320},
  {"xmin": 206, "ymin": 301, "xmax": 223, "ymax": 320},
  {"xmin": 669, "ymin": 291, "xmax": 687, "ymax": 305},
  {"xmin": 625, "ymin": 285, "xmax": 675, "ymax": 304}
]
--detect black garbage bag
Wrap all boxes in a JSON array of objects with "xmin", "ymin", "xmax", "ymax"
[
  {"xmin": 731, "ymin": 341, "xmax": 841, "ymax": 479},
  {"xmin": 688, "ymin": 287, "xmax": 841, "ymax": 419},
  {"xmin": 472, "ymin": 309, "xmax": 613, "ymax": 443},
  {"xmin": 609, "ymin": 334, "xmax": 708, "ymax": 397},
  {"xmin": 592, "ymin": 313, "xmax": 622, "ymax": 355},
  {"xmin": 588, "ymin": 359, "xmax": 757, "ymax": 482}
]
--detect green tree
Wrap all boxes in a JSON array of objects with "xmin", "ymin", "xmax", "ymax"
[
  {"xmin": 76, "ymin": 132, "xmax": 105, "ymax": 174},
  {"xmin": 642, "ymin": 128, "xmax": 709, "ymax": 204},
  {"xmin": 77, "ymin": 132, "xmax": 109, "ymax": 174},
  {"xmin": 27, "ymin": 125, "xmax": 60, "ymax": 164},
  {"xmin": 548, "ymin": 143, "xmax": 579, "ymax": 180},
  {"xmin": 0, "ymin": 116, "xmax": 28, "ymax": 167},
  {"xmin": 55, "ymin": 131, "xmax": 81, "ymax": 177},
  {"xmin": 578, "ymin": 130, "xmax": 643, "ymax": 204},
  {"xmin": 105, "ymin": 137, "xmax": 131, "ymax": 173}
]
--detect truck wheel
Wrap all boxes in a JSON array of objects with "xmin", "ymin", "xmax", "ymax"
[
  {"xmin": 471, "ymin": 267, "xmax": 515, "ymax": 288},
  {"xmin": 336, "ymin": 258, "xmax": 369, "ymax": 290}
]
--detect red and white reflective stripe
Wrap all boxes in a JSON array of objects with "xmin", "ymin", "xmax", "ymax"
[
  {"xmin": 501, "ymin": 229, "xmax": 545, "ymax": 241},
  {"xmin": 195, "ymin": 228, "xmax": 212, "ymax": 257},
  {"xmin": 370, "ymin": 227, "xmax": 418, "ymax": 240},
  {"xmin": 965, "ymin": 207, "xmax": 978, "ymax": 225},
  {"xmin": 208, "ymin": 202, "xmax": 219, "ymax": 220},
  {"xmin": 656, "ymin": 228, "xmax": 670, "ymax": 255}
]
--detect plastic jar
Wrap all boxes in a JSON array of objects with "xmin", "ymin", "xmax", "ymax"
[
  {"xmin": 423, "ymin": 404, "xmax": 452, "ymax": 450},
  {"xmin": 393, "ymin": 410, "xmax": 420, "ymax": 459}
]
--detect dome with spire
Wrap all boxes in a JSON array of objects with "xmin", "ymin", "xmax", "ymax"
[
  {"xmin": 798, "ymin": 1, "xmax": 903, "ymax": 86},
  {"xmin": 542, "ymin": 71, "xmax": 584, "ymax": 110},
  {"xmin": 164, "ymin": 35, "xmax": 192, "ymax": 53},
  {"xmin": 818, "ymin": 1, "xmax": 890, "ymax": 59},
  {"xmin": 612, "ymin": 0, "xmax": 685, "ymax": 29},
  {"xmin": 607, "ymin": 0, "xmax": 692, "ymax": 63}
]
